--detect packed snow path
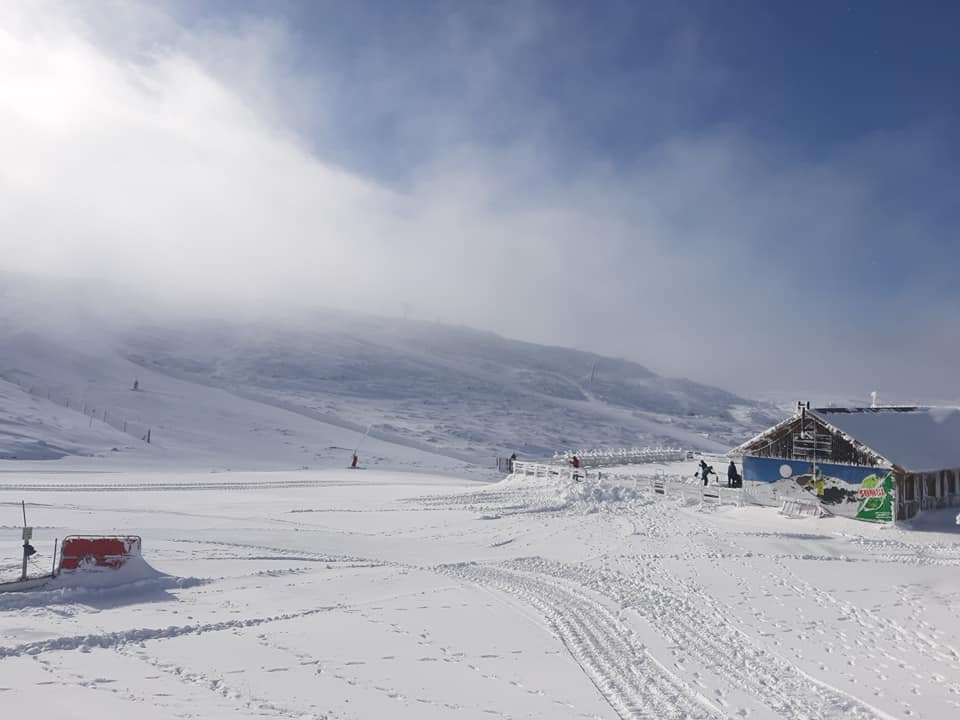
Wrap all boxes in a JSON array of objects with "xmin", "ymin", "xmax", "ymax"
[
  {"xmin": 2, "ymin": 468, "xmax": 959, "ymax": 719},
  {"xmin": 439, "ymin": 560, "xmax": 721, "ymax": 719}
]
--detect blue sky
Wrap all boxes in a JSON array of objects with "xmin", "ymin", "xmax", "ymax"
[
  {"xmin": 1, "ymin": 1, "xmax": 958, "ymax": 398},
  {"xmin": 173, "ymin": 0, "xmax": 958, "ymax": 297},
  {"xmin": 183, "ymin": 1, "xmax": 960, "ymax": 171}
]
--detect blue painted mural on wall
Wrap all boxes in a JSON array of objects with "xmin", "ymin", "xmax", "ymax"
[
  {"xmin": 742, "ymin": 456, "xmax": 894, "ymax": 521},
  {"xmin": 744, "ymin": 457, "xmax": 887, "ymax": 485}
]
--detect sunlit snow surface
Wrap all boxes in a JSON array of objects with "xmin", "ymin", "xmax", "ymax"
[{"xmin": 2, "ymin": 466, "xmax": 959, "ymax": 719}]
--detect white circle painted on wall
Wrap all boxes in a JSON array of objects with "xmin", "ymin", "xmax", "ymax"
[{"xmin": 779, "ymin": 464, "xmax": 793, "ymax": 479}]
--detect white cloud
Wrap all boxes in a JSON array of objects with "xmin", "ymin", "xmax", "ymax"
[{"xmin": 0, "ymin": 1, "xmax": 955, "ymax": 400}]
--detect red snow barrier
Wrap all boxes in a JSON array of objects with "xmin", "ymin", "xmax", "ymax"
[{"xmin": 58, "ymin": 535, "xmax": 142, "ymax": 572}]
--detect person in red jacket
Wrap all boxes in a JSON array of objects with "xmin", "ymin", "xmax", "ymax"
[{"xmin": 570, "ymin": 455, "xmax": 582, "ymax": 481}]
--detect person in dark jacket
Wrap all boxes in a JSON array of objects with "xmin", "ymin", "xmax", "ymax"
[
  {"xmin": 727, "ymin": 460, "xmax": 740, "ymax": 488},
  {"xmin": 699, "ymin": 459, "xmax": 714, "ymax": 486}
]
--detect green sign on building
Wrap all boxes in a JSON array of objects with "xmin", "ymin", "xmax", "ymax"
[{"xmin": 855, "ymin": 472, "xmax": 895, "ymax": 523}]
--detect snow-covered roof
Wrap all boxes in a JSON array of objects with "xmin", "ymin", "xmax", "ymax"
[
  {"xmin": 727, "ymin": 414, "xmax": 804, "ymax": 458},
  {"xmin": 812, "ymin": 407, "xmax": 960, "ymax": 473}
]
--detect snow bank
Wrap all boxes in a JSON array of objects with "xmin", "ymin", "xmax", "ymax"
[
  {"xmin": 557, "ymin": 476, "xmax": 653, "ymax": 507},
  {"xmin": 0, "ymin": 568, "xmax": 206, "ymax": 611},
  {"xmin": 53, "ymin": 553, "xmax": 166, "ymax": 589},
  {"xmin": 899, "ymin": 506, "xmax": 960, "ymax": 535},
  {"xmin": 0, "ymin": 553, "xmax": 205, "ymax": 610}
]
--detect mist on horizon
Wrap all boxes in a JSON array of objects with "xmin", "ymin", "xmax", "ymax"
[{"xmin": 1, "ymin": 1, "xmax": 957, "ymax": 400}]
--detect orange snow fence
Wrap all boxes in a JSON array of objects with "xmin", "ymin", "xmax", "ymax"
[{"xmin": 58, "ymin": 535, "xmax": 142, "ymax": 572}]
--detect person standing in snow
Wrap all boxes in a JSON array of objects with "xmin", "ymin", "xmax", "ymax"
[
  {"xmin": 727, "ymin": 460, "xmax": 740, "ymax": 488},
  {"xmin": 571, "ymin": 455, "xmax": 582, "ymax": 481},
  {"xmin": 509, "ymin": 452, "xmax": 517, "ymax": 472},
  {"xmin": 699, "ymin": 459, "xmax": 714, "ymax": 486}
]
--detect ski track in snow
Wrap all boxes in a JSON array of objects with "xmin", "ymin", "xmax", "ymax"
[
  {"xmin": 166, "ymin": 538, "xmax": 380, "ymax": 567},
  {"xmin": 439, "ymin": 555, "xmax": 900, "ymax": 720},
  {"xmin": 570, "ymin": 557, "xmax": 893, "ymax": 720},
  {"xmin": 4, "ymin": 470, "xmax": 959, "ymax": 718},
  {"xmin": 438, "ymin": 560, "xmax": 721, "ymax": 720},
  {"xmin": 420, "ymin": 477, "xmax": 912, "ymax": 719},
  {"xmin": 0, "ymin": 605, "xmax": 342, "ymax": 660}
]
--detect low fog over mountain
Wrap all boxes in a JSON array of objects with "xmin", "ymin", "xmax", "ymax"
[{"xmin": 0, "ymin": 275, "xmax": 775, "ymax": 469}]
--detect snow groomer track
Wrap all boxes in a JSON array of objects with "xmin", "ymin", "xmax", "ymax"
[{"xmin": 441, "ymin": 557, "xmax": 897, "ymax": 720}]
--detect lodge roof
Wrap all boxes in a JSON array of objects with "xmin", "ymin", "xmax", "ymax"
[{"xmin": 731, "ymin": 406, "xmax": 960, "ymax": 473}]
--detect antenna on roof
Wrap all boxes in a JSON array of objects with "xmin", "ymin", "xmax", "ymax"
[{"xmin": 870, "ymin": 391, "xmax": 878, "ymax": 409}]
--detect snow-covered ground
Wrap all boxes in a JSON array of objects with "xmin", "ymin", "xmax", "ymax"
[
  {"xmin": 2, "ymin": 281, "xmax": 957, "ymax": 718},
  {"xmin": 3, "ymin": 464, "xmax": 959, "ymax": 719}
]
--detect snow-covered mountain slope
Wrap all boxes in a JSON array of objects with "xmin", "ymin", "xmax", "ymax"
[
  {"xmin": 119, "ymin": 315, "xmax": 777, "ymax": 460},
  {"xmin": 0, "ymin": 275, "xmax": 777, "ymax": 471},
  {"xmin": 0, "ymin": 332, "xmax": 480, "ymax": 476},
  {"xmin": 0, "ymin": 377, "xmax": 136, "ymax": 461}
]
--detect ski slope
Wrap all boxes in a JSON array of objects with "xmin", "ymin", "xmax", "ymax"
[
  {"xmin": 0, "ymin": 377, "xmax": 136, "ymax": 461},
  {"xmin": 121, "ymin": 316, "xmax": 764, "ymax": 458},
  {"xmin": 0, "ymin": 333, "xmax": 484, "ymax": 478},
  {"xmin": 0, "ymin": 273, "xmax": 778, "ymax": 468},
  {"xmin": 0, "ymin": 319, "xmax": 763, "ymax": 477},
  {"xmin": 2, "ymin": 466, "xmax": 959, "ymax": 719}
]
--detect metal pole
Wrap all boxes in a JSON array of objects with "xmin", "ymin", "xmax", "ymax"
[
  {"xmin": 811, "ymin": 409, "xmax": 818, "ymax": 493},
  {"xmin": 21, "ymin": 501, "xmax": 28, "ymax": 582}
]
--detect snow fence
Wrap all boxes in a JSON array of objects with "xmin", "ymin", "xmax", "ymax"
[{"xmin": 512, "ymin": 461, "xmax": 745, "ymax": 509}]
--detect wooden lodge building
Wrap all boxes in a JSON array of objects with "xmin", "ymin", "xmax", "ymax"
[{"xmin": 730, "ymin": 403, "xmax": 960, "ymax": 521}]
